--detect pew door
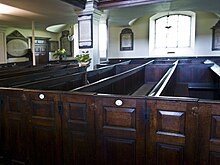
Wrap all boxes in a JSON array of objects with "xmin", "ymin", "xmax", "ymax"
[
  {"xmin": 198, "ymin": 101, "xmax": 220, "ymax": 165},
  {"xmin": 25, "ymin": 90, "xmax": 62, "ymax": 165},
  {"xmin": 61, "ymin": 93, "xmax": 95, "ymax": 165},
  {"xmin": 95, "ymin": 95, "xmax": 146, "ymax": 165},
  {"xmin": 4, "ymin": 89, "xmax": 28, "ymax": 164},
  {"xmin": 146, "ymin": 99, "xmax": 198, "ymax": 165}
]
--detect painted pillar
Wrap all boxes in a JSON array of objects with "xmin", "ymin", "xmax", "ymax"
[
  {"xmin": 0, "ymin": 26, "xmax": 7, "ymax": 63},
  {"xmin": 77, "ymin": 0, "xmax": 102, "ymax": 70}
]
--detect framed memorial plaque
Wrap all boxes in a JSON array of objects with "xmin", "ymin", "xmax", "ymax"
[
  {"xmin": 60, "ymin": 30, "xmax": 73, "ymax": 56},
  {"xmin": 78, "ymin": 14, "xmax": 93, "ymax": 48},
  {"xmin": 212, "ymin": 20, "xmax": 220, "ymax": 50},
  {"xmin": 6, "ymin": 30, "xmax": 29, "ymax": 58},
  {"xmin": 120, "ymin": 28, "xmax": 134, "ymax": 51}
]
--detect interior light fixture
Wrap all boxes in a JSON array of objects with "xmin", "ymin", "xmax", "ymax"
[{"xmin": 165, "ymin": 14, "xmax": 171, "ymax": 29}]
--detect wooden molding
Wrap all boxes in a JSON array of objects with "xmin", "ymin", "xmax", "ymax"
[
  {"xmin": 61, "ymin": 0, "xmax": 87, "ymax": 9},
  {"xmin": 98, "ymin": 0, "xmax": 173, "ymax": 10}
]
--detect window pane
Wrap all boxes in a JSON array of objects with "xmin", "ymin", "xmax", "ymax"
[
  {"xmin": 167, "ymin": 15, "xmax": 178, "ymax": 48},
  {"xmin": 155, "ymin": 17, "xmax": 167, "ymax": 48},
  {"xmin": 155, "ymin": 14, "xmax": 191, "ymax": 48},
  {"xmin": 178, "ymin": 15, "xmax": 191, "ymax": 47}
]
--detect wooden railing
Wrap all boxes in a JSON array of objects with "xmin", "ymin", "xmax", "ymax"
[
  {"xmin": 148, "ymin": 60, "xmax": 178, "ymax": 96},
  {"xmin": 71, "ymin": 60, "xmax": 154, "ymax": 92}
]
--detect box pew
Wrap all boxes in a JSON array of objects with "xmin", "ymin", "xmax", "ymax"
[
  {"xmin": 71, "ymin": 61, "xmax": 153, "ymax": 94},
  {"xmin": 209, "ymin": 62, "xmax": 220, "ymax": 99},
  {"xmin": 12, "ymin": 72, "xmax": 86, "ymax": 91},
  {"xmin": 196, "ymin": 100, "xmax": 220, "ymax": 164},
  {"xmin": 146, "ymin": 97, "xmax": 199, "ymax": 164},
  {"xmin": 96, "ymin": 60, "xmax": 131, "ymax": 68},
  {"xmin": 0, "ymin": 61, "xmax": 31, "ymax": 70},
  {"xmin": 0, "ymin": 65, "xmax": 85, "ymax": 87},
  {"xmin": 0, "ymin": 63, "xmax": 72, "ymax": 79},
  {"xmin": 72, "ymin": 60, "xmax": 176, "ymax": 96},
  {"xmin": 12, "ymin": 64, "xmax": 123, "ymax": 91},
  {"xmin": 147, "ymin": 61, "xmax": 220, "ymax": 164},
  {"xmin": 1, "ymin": 57, "xmax": 220, "ymax": 165},
  {"xmin": 154, "ymin": 61, "xmax": 216, "ymax": 99},
  {"xmin": 0, "ymin": 63, "xmax": 32, "ymax": 75},
  {"xmin": 148, "ymin": 60, "xmax": 179, "ymax": 96},
  {"xmin": 0, "ymin": 86, "xmax": 98, "ymax": 164}
]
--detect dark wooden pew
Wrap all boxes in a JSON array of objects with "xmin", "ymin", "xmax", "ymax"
[
  {"xmin": 12, "ymin": 64, "xmax": 125, "ymax": 91},
  {"xmin": 148, "ymin": 60, "xmax": 179, "ymax": 96},
  {"xmin": 0, "ymin": 65, "xmax": 84, "ymax": 87},
  {"xmin": 71, "ymin": 60, "xmax": 155, "ymax": 94},
  {"xmin": 157, "ymin": 61, "xmax": 217, "ymax": 99},
  {"xmin": 71, "ymin": 60, "xmax": 179, "ymax": 96},
  {"xmin": 96, "ymin": 60, "xmax": 131, "ymax": 68},
  {"xmin": 1, "ymin": 57, "xmax": 220, "ymax": 165},
  {"xmin": 0, "ymin": 63, "xmax": 70, "ymax": 79},
  {"xmin": 0, "ymin": 61, "xmax": 31, "ymax": 69}
]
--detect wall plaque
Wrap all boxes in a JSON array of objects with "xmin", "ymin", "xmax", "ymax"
[
  {"xmin": 120, "ymin": 28, "xmax": 134, "ymax": 51},
  {"xmin": 78, "ymin": 14, "xmax": 93, "ymax": 48}
]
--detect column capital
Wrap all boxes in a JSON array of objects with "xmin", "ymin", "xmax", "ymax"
[{"xmin": 76, "ymin": 0, "xmax": 102, "ymax": 19}]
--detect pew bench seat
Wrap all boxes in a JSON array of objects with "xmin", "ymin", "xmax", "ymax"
[
  {"xmin": 131, "ymin": 82, "xmax": 156, "ymax": 96},
  {"xmin": 188, "ymin": 83, "xmax": 219, "ymax": 90}
]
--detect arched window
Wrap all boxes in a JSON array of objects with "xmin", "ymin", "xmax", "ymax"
[{"xmin": 149, "ymin": 11, "xmax": 195, "ymax": 56}]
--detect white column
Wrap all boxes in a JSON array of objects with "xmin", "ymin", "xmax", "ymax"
[
  {"xmin": 0, "ymin": 26, "xmax": 7, "ymax": 63},
  {"xmin": 77, "ymin": 0, "xmax": 102, "ymax": 70},
  {"xmin": 32, "ymin": 21, "xmax": 36, "ymax": 66}
]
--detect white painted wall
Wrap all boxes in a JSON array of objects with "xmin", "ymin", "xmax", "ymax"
[
  {"xmin": 109, "ymin": 16, "xmax": 149, "ymax": 59},
  {"xmin": 108, "ymin": 11, "xmax": 220, "ymax": 59}
]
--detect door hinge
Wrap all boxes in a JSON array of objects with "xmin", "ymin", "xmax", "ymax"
[
  {"xmin": 0, "ymin": 97, "xmax": 3, "ymax": 110},
  {"xmin": 58, "ymin": 101, "xmax": 63, "ymax": 116}
]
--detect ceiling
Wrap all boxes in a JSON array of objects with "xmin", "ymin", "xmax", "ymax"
[{"xmin": 0, "ymin": 0, "xmax": 219, "ymax": 32}]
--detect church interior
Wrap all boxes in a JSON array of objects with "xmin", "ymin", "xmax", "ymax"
[{"xmin": 0, "ymin": 0, "xmax": 220, "ymax": 164}]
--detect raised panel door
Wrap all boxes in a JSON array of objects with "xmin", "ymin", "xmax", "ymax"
[
  {"xmin": 4, "ymin": 89, "xmax": 28, "ymax": 164},
  {"xmin": 95, "ymin": 95, "xmax": 145, "ymax": 165},
  {"xmin": 146, "ymin": 99, "xmax": 198, "ymax": 165},
  {"xmin": 25, "ymin": 90, "xmax": 62, "ymax": 165},
  {"xmin": 61, "ymin": 93, "xmax": 95, "ymax": 165},
  {"xmin": 198, "ymin": 102, "xmax": 220, "ymax": 164}
]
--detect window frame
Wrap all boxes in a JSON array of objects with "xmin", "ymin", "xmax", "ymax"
[{"xmin": 149, "ymin": 11, "xmax": 196, "ymax": 57}]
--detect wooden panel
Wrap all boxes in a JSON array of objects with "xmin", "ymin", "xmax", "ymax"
[
  {"xmin": 176, "ymin": 64, "xmax": 213, "ymax": 83},
  {"xmin": 211, "ymin": 115, "xmax": 220, "ymax": 140},
  {"xmin": 210, "ymin": 152, "xmax": 220, "ymax": 165},
  {"xmin": 95, "ymin": 96, "xmax": 145, "ymax": 165},
  {"xmin": 145, "ymin": 64, "xmax": 170, "ymax": 83},
  {"xmin": 4, "ymin": 89, "xmax": 27, "ymax": 164},
  {"xmin": 25, "ymin": 90, "xmax": 62, "ymax": 165},
  {"xmin": 104, "ymin": 137, "xmax": 135, "ymax": 165},
  {"xmin": 157, "ymin": 110, "xmax": 185, "ymax": 136},
  {"xmin": 197, "ymin": 102, "xmax": 220, "ymax": 164},
  {"xmin": 61, "ymin": 93, "xmax": 95, "ymax": 165},
  {"xmin": 146, "ymin": 99, "xmax": 198, "ymax": 165},
  {"xmin": 104, "ymin": 107, "xmax": 135, "ymax": 129},
  {"xmin": 157, "ymin": 143, "xmax": 184, "ymax": 165}
]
